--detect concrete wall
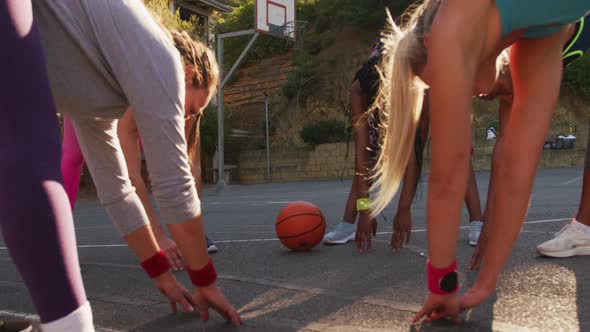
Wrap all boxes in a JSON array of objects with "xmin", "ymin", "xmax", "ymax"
[
  {"xmin": 77, "ymin": 138, "xmax": 588, "ymax": 196},
  {"xmin": 78, "ymin": 130, "xmax": 588, "ymax": 191},
  {"xmin": 239, "ymin": 142, "xmax": 355, "ymax": 184},
  {"xmin": 238, "ymin": 138, "xmax": 589, "ymax": 184}
]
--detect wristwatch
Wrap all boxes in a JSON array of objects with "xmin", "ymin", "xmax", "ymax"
[{"xmin": 427, "ymin": 259, "xmax": 459, "ymax": 294}]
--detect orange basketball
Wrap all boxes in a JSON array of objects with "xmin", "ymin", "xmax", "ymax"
[{"xmin": 275, "ymin": 201, "xmax": 326, "ymax": 251}]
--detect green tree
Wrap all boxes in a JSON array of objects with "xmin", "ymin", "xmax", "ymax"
[
  {"xmin": 562, "ymin": 51, "xmax": 590, "ymax": 102},
  {"xmin": 143, "ymin": 0, "xmax": 202, "ymax": 37}
]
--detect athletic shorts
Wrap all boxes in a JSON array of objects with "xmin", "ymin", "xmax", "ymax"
[{"xmin": 495, "ymin": 0, "xmax": 590, "ymax": 38}]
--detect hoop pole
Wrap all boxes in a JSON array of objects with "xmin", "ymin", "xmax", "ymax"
[
  {"xmin": 221, "ymin": 32, "xmax": 260, "ymax": 89},
  {"xmin": 216, "ymin": 33, "xmax": 226, "ymax": 192},
  {"xmin": 216, "ymin": 30, "xmax": 259, "ymax": 192}
]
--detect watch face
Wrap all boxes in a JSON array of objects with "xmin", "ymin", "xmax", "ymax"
[{"xmin": 440, "ymin": 271, "xmax": 458, "ymax": 292}]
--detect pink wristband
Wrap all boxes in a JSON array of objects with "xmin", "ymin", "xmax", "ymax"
[
  {"xmin": 187, "ymin": 258, "xmax": 217, "ymax": 287},
  {"xmin": 426, "ymin": 259, "xmax": 459, "ymax": 295},
  {"xmin": 140, "ymin": 250, "xmax": 170, "ymax": 278}
]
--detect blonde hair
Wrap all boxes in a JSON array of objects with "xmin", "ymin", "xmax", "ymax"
[
  {"xmin": 370, "ymin": 1, "xmax": 440, "ymax": 217},
  {"xmin": 477, "ymin": 48, "xmax": 512, "ymax": 100},
  {"xmin": 170, "ymin": 30, "xmax": 219, "ymax": 95},
  {"xmin": 169, "ymin": 30, "xmax": 219, "ymax": 166},
  {"xmin": 146, "ymin": 3, "xmax": 219, "ymax": 168}
]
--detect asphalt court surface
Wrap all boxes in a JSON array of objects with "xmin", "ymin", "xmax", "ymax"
[{"xmin": 1, "ymin": 167, "xmax": 589, "ymax": 331}]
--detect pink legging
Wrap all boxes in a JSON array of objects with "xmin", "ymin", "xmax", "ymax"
[
  {"xmin": 61, "ymin": 116, "xmax": 85, "ymax": 209},
  {"xmin": 61, "ymin": 116, "xmax": 144, "ymax": 209}
]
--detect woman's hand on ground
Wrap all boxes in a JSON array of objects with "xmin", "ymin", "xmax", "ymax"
[
  {"xmin": 355, "ymin": 212, "xmax": 377, "ymax": 253},
  {"xmin": 413, "ymin": 292, "xmax": 461, "ymax": 323},
  {"xmin": 391, "ymin": 208, "xmax": 412, "ymax": 252},
  {"xmin": 154, "ymin": 272, "xmax": 196, "ymax": 313},
  {"xmin": 193, "ymin": 283, "xmax": 242, "ymax": 326}
]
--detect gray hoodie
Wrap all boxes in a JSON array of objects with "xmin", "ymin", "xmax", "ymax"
[{"xmin": 33, "ymin": 0, "xmax": 200, "ymax": 234}]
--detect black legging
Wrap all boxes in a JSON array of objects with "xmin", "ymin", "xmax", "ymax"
[{"xmin": 0, "ymin": 0, "xmax": 87, "ymax": 323}]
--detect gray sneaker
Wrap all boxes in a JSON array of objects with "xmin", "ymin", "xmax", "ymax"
[
  {"xmin": 324, "ymin": 221, "xmax": 356, "ymax": 245},
  {"xmin": 469, "ymin": 221, "xmax": 483, "ymax": 246},
  {"xmin": 206, "ymin": 237, "xmax": 218, "ymax": 253}
]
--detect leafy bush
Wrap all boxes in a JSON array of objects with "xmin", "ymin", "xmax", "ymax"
[
  {"xmin": 303, "ymin": 36, "xmax": 324, "ymax": 56},
  {"xmin": 282, "ymin": 54, "xmax": 319, "ymax": 100},
  {"xmin": 200, "ymin": 105, "xmax": 235, "ymax": 157},
  {"xmin": 297, "ymin": 0, "xmax": 415, "ymax": 30},
  {"xmin": 199, "ymin": 105, "xmax": 219, "ymax": 157},
  {"xmin": 143, "ymin": 0, "xmax": 202, "ymax": 36},
  {"xmin": 562, "ymin": 51, "xmax": 590, "ymax": 102},
  {"xmin": 314, "ymin": 15, "xmax": 332, "ymax": 33},
  {"xmin": 300, "ymin": 119, "xmax": 350, "ymax": 146}
]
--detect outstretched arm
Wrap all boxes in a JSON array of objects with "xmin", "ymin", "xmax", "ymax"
[
  {"xmin": 391, "ymin": 104, "xmax": 430, "ymax": 251},
  {"xmin": 71, "ymin": 117, "xmax": 196, "ymax": 313},
  {"xmin": 118, "ymin": 109, "xmax": 185, "ymax": 271},
  {"xmin": 68, "ymin": 0, "xmax": 240, "ymax": 325},
  {"xmin": 414, "ymin": 0, "xmax": 492, "ymax": 323},
  {"xmin": 350, "ymin": 81, "xmax": 375, "ymax": 252},
  {"xmin": 462, "ymin": 29, "xmax": 567, "ymax": 309}
]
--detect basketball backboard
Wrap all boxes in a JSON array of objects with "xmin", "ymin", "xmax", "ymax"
[{"xmin": 255, "ymin": 0, "xmax": 296, "ymax": 40}]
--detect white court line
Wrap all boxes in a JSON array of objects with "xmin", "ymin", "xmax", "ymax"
[
  {"xmin": 564, "ymin": 176, "xmax": 583, "ymax": 184},
  {"xmin": 78, "ymin": 244, "xmax": 127, "ymax": 248},
  {"xmin": 204, "ymin": 201, "xmax": 292, "ymax": 205},
  {"xmin": 524, "ymin": 217, "xmax": 569, "ymax": 224},
  {"xmin": 0, "ymin": 310, "xmax": 123, "ymax": 332},
  {"xmin": 0, "ymin": 217, "xmax": 571, "ymax": 250},
  {"xmin": 376, "ymin": 225, "xmax": 468, "ymax": 236},
  {"xmin": 214, "ymin": 238, "xmax": 279, "ymax": 243}
]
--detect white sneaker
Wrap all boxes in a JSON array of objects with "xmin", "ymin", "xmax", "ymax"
[
  {"xmin": 468, "ymin": 220, "xmax": 483, "ymax": 246},
  {"xmin": 536, "ymin": 218, "xmax": 590, "ymax": 257},
  {"xmin": 323, "ymin": 221, "xmax": 356, "ymax": 245}
]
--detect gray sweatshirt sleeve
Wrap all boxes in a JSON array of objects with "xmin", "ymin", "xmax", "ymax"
[
  {"xmin": 84, "ymin": 0, "xmax": 200, "ymax": 224},
  {"xmin": 71, "ymin": 119, "xmax": 149, "ymax": 235}
]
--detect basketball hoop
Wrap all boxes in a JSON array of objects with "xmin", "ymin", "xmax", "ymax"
[
  {"xmin": 216, "ymin": 0, "xmax": 304, "ymax": 191},
  {"xmin": 255, "ymin": 0, "xmax": 296, "ymax": 40}
]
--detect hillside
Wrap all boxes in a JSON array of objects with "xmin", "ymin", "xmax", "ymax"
[
  {"xmin": 221, "ymin": 26, "xmax": 385, "ymax": 147},
  {"xmin": 224, "ymin": 53, "xmax": 296, "ymax": 133},
  {"xmin": 222, "ymin": 21, "xmax": 590, "ymax": 149}
]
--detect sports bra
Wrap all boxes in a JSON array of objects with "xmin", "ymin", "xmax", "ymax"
[{"xmin": 563, "ymin": 16, "xmax": 590, "ymax": 67}]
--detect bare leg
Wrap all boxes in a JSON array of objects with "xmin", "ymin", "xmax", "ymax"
[
  {"xmin": 343, "ymin": 177, "xmax": 358, "ymax": 223},
  {"xmin": 465, "ymin": 161, "xmax": 484, "ymax": 222},
  {"xmin": 324, "ymin": 81, "xmax": 370, "ymax": 245},
  {"xmin": 576, "ymin": 127, "xmax": 590, "ymax": 225},
  {"xmin": 576, "ymin": 170, "xmax": 590, "ymax": 225},
  {"xmin": 464, "ymin": 34, "xmax": 566, "ymax": 307},
  {"xmin": 343, "ymin": 80, "xmax": 371, "ymax": 223}
]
